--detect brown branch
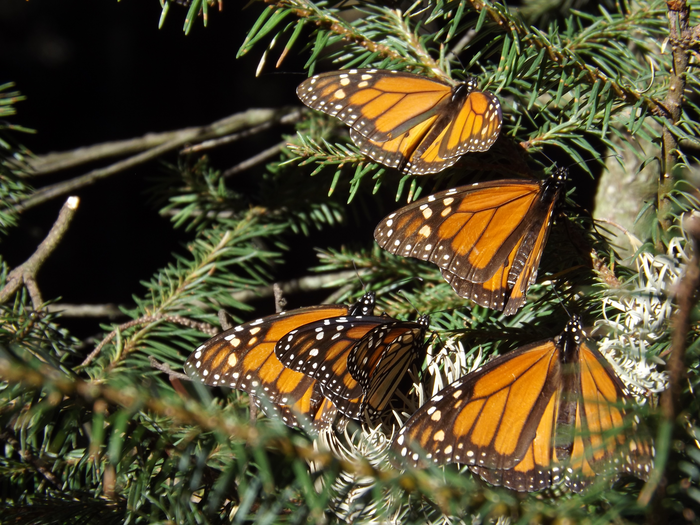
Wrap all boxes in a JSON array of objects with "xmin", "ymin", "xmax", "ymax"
[
  {"xmin": 273, "ymin": 282, "xmax": 286, "ymax": 313},
  {"xmin": 658, "ymin": 0, "xmax": 693, "ymax": 232},
  {"xmin": 27, "ymin": 107, "xmax": 300, "ymax": 176},
  {"xmin": 664, "ymin": 214, "xmax": 700, "ymax": 420},
  {"xmin": 80, "ymin": 314, "xmax": 218, "ymax": 368},
  {"xmin": 0, "ymin": 196, "xmax": 80, "ymax": 309},
  {"xmin": 17, "ymin": 108, "xmax": 299, "ymax": 212},
  {"xmin": 222, "ymin": 141, "xmax": 286, "ymax": 178},
  {"xmin": 148, "ymin": 356, "xmax": 191, "ymax": 381},
  {"xmin": 181, "ymin": 110, "xmax": 300, "ymax": 155},
  {"xmin": 44, "ymin": 303, "xmax": 125, "ymax": 319}
]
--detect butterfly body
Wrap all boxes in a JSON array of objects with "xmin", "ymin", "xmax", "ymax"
[
  {"xmin": 275, "ymin": 314, "xmax": 429, "ymax": 420},
  {"xmin": 184, "ymin": 293, "xmax": 375, "ymax": 431},
  {"xmin": 374, "ymin": 169, "xmax": 567, "ymax": 314},
  {"xmin": 297, "ymin": 69, "xmax": 502, "ymax": 175},
  {"xmin": 392, "ymin": 316, "xmax": 654, "ymax": 492}
]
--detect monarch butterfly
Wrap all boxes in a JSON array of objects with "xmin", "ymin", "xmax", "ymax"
[
  {"xmin": 374, "ymin": 169, "xmax": 567, "ymax": 315},
  {"xmin": 184, "ymin": 292, "xmax": 375, "ymax": 432},
  {"xmin": 296, "ymin": 69, "xmax": 502, "ymax": 175},
  {"xmin": 392, "ymin": 316, "xmax": 654, "ymax": 492},
  {"xmin": 275, "ymin": 314, "xmax": 429, "ymax": 420}
]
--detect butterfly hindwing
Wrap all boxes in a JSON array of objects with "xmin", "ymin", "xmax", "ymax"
[
  {"xmin": 354, "ymin": 315, "xmax": 429, "ymax": 419},
  {"xmin": 275, "ymin": 314, "xmax": 427, "ymax": 421},
  {"xmin": 392, "ymin": 316, "xmax": 654, "ymax": 492},
  {"xmin": 297, "ymin": 69, "xmax": 502, "ymax": 175}
]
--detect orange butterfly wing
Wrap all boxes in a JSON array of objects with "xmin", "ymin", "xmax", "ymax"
[
  {"xmin": 275, "ymin": 317, "xmax": 380, "ymax": 419},
  {"xmin": 185, "ymin": 293, "xmax": 374, "ymax": 431},
  {"xmin": 275, "ymin": 315, "xmax": 427, "ymax": 420},
  {"xmin": 392, "ymin": 316, "xmax": 654, "ymax": 492},
  {"xmin": 350, "ymin": 315, "xmax": 428, "ymax": 419},
  {"xmin": 374, "ymin": 171, "xmax": 565, "ymax": 314},
  {"xmin": 297, "ymin": 69, "xmax": 502, "ymax": 175}
]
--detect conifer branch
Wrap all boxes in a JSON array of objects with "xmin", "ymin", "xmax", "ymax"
[
  {"xmin": 80, "ymin": 314, "xmax": 218, "ymax": 368},
  {"xmin": 0, "ymin": 429, "xmax": 61, "ymax": 491},
  {"xmin": 0, "ymin": 196, "xmax": 79, "ymax": 309},
  {"xmin": 0, "ymin": 357, "xmax": 396, "ymax": 484},
  {"xmin": 258, "ymin": 1, "xmax": 403, "ymax": 63},
  {"xmin": 468, "ymin": 0, "xmax": 669, "ymax": 115}
]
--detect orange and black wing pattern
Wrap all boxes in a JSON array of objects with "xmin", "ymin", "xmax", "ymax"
[
  {"xmin": 275, "ymin": 315, "xmax": 427, "ymax": 420},
  {"xmin": 374, "ymin": 169, "xmax": 566, "ymax": 314},
  {"xmin": 352, "ymin": 315, "xmax": 429, "ymax": 419},
  {"xmin": 392, "ymin": 316, "xmax": 654, "ymax": 492},
  {"xmin": 184, "ymin": 293, "xmax": 375, "ymax": 431},
  {"xmin": 296, "ymin": 69, "xmax": 502, "ymax": 175}
]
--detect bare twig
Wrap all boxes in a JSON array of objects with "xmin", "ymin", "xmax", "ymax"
[
  {"xmin": 0, "ymin": 196, "xmax": 80, "ymax": 309},
  {"xmin": 17, "ymin": 108, "xmax": 299, "ymax": 212},
  {"xmin": 149, "ymin": 356, "xmax": 191, "ymax": 381},
  {"xmin": 273, "ymin": 282, "xmax": 286, "ymax": 313},
  {"xmin": 218, "ymin": 309, "xmax": 234, "ymax": 331},
  {"xmin": 658, "ymin": 0, "xmax": 693, "ymax": 232},
  {"xmin": 80, "ymin": 314, "xmax": 218, "ymax": 368},
  {"xmin": 222, "ymin": 141, "xmax": 286, "ymax": 178},
  {"xmin": 227, "ymin": 270, "xmax": 360, "ymax": 304},
  {"xmin": 445, "ymin": 29, "xmax": 476, "ymax": 64},
  {"xmin": 27, "ymin": 107, "xmax": 301, "ymax": 176},
  {"xmin": 44, "ymin": 303, "xmax": 125, "ymax": 319},
  {"xmin": 181, "ymin": 109, "xmax": 301, "ymax": 154}
]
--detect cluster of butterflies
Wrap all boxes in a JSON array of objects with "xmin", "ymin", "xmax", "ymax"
[{"xmin": 185, "ymin": 69, "xmax": 654, "ymax": 493}]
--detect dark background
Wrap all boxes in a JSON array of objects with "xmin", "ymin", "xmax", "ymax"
[{"xmin": 2, "ymin": 1, "xmax": 307, "ymax": 333}]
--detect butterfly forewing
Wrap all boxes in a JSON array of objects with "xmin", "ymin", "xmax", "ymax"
[{"xmin": 297, "ymin": 68, "xmax": 501, "ymax": 175}]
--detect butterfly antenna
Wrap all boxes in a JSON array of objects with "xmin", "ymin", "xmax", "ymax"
[
  {"xmin": 351, "ymin": 260, "xmax": 366, "ymax": 291},
  {"xmin": 550, "ymin": 284, "xmax": 572, "ymax": 319}
]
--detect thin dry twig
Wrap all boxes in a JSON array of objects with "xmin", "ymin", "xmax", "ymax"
[
  {"xmin": 149, "ymin": 356, "xmax": 191, "ymax": 381},
  {"xmin": 17, "ymin": 107, "xmax": 299, "ymax": 212},
  {"xmin": 228, "ymin": 270, "xmax": 359, "ymax": 305},
  {"xmin": 181, "ymin": 109, "xmax": 300, "ymax": 154},
  {"xmin": 0, "ymin": 196, "xmax": 80, "ymax": 309},
  {"xmin": 80, "ymin": 314, "xmax": 218, "ymax": 368},
  {"xmin": 44, "ymin": 303, "xmax": 125, "ymax": 319},
  {"xmin": 222, "ymin": 141, "xmax": 286, "ymax": 178},
  {"xmin": 273, "ymin": 282, "xmax": 287, "ymax": 313}
]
